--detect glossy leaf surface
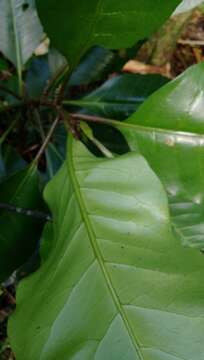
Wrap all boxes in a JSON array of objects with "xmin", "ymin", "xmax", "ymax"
[
  {"xmin": 0, "ymin": 165, "xmax": 44, "ymax": 282},
  {"xmin": 67, "ymin": 74, "xmax": 169, "ymax": 120},
  {"xmin": 10, "ymin": 138, "xmax": 204, "ymax": 360},
  {"xmin": 37, "ymin": 0, "xmax": 181, "ymax": 67},
  {"xmin": 122, "ymin": 62, "xmax": 204, "ymax": 249},
  {"xmin": 68, "ymin": 47, "xmax": 115, "ymax": 87}
]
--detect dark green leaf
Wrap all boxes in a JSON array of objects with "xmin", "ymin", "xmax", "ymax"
[
  {"xmin": 0, "ymin": 75, "xmax": 20, "ymax": 103},
  {"xmin": 0, "ymin": 58, "xmax": 9, "ymax": 72},
  {"xmin": 0, "ymin": 165, "xmax": 45, "ymax": 282},
  {"xmin": 69, "ymin": 47, "xmax": 115, "ymax": 87},
  {"xmin": 26, "ymin": 49, "xmax": 68, "ymax": 98},
  {"xmin": 0, "ymin": 144, "xmax": 26, "ymax": 182},
  {"xmin": 26, "ymin": 56, "xmax": 50, "ymax": 98},
  {"xmin": 67, "ymin": 74, "xmax": 169, "ymax": 120},
  {"xmin": 37, "ymin": 0, "xmax": 182, "ymax": 67},
  {"xmin": 45, "ymin": 143, "xmax": 65, "ymax": 180}
]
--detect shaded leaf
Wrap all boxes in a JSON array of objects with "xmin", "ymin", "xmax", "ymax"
[
  {"xmin": 0, "ymin": 58, "xmax": 9, "ymax": 72},
  {"xmin": 0, "ymin": 165, "xmax": 45, "ymax": 282},
  {"xmin": 45, "ymin": 143, "xmax": 65, "ymax": 180},
  {"xmin": 26, "ymin": 49, "xmax": 68, "ymax": 98},
  {"xmin": 48, "ymin": 48, "xmax": 68, "ymax": 79},
  {"xmin": 69, "ymin": 47, "xmax": 115, "ymax": 87},
  {"xmin": 9, "ymin": 138, "xmax": 204, "ymax": 360},
  {"xmin": 0, "ymin": 75, "xmax": 20, "ymax": 104},
  {"xmin": 26, "ymin": 55, "xmax": 50, "ymax": 98},
  {"xmin": 67, "ymin": 74, "xmax": 169, "ymax": 120},
  {"xmin": 37, "ymin": 0, "xmax": 182, "ymax": 67},
  {"xmin": 0, "ymin": 144, "xmax": 26, "ymax": 182}
]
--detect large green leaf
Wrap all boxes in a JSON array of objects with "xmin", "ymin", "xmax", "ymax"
[
  {"xmin": 0, "ymin": 165, "xmax": 44, "ymax": 282},
  {"xmin": 121, "ymin": 62, "xmax": 204, "ymax": 249},
  {"xmin": 128, "ymin": 62, "xmax": 204, "ymax": 134},
  {"xmin": 37, "ymin": 0, "xmax": 181, "ymax": 67},
  {"xmin": 0, "ymin": 0, "xmax": 43, "ymax": 70},
  {"xmin": 66, "ymin": 74, "xmax": 169, "ymax": 120},
  {"xmin": 9, "ymin": 138, "xmax": 204, "ymax": 359}
]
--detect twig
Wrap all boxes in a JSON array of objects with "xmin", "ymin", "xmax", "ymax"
[
  {"xmin": 55, "ymin": 65, "xmax": 73, "ymax": 105},
  {"xmin": 69, "ymin": 112, "xmax": 121, "ymax": 127},
  {"xmin": 33, "ymin": 109, "xmax": 46, "ymax": 140},
  {"xmin": 34, "ymin": 109, "xmax": 55, "ymax": 178},
  {"xmin": 81, "ymin": 122, "xmax": 114, "ymax": 158},
  {"xmin": 1, "ymin": 288, "xmax": 16, "ymax": 305},
  {"xmin": 0, "ymin": 98, "xmax": 58, "ymax": 115},
  {"xmin": 178, "ymin": 39, "xmax": 204, "ymax": 47},
  {"xmin": 34, "ymin": 114, "xmax": 61, "ymax": 163},
  {"xmin": 0, "ymin": 202, "xmax": 52, "ymax": 222},
  {"xmin": 42, "ymin": 64, "xmax": 69, "ymax": 100}
]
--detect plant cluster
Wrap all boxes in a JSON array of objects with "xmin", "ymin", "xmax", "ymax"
[{"xmin": 0, "ymin": 0, "xmax": 204, "ymax": 359}]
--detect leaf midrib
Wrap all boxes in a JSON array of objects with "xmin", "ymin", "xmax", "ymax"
[
  {"xmin": 68, "ymin": 136, "xmax": 144, "ymax": 360},
  {"xmin": 64, "ymin": 98, "xmax": 144, "ymax": 109},
  {"xmin": 68, "ymin": 113, "xmax": 204, "ymax": 139},
  {"xmin": 9, "ymin": 0, "xmax": 22, "ymax": 93}
]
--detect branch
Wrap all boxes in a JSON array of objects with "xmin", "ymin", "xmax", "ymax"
[
  {"xmin": 69, "ymin": 112, "xmax": 122, "ymax": 128},
  {"xmin": 34, "ymin": 114, "xmax": 61, "ymax": 163},
  {"xmin": 178, "ymin": 39, "xmax": 204, "ymax": 46}
]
